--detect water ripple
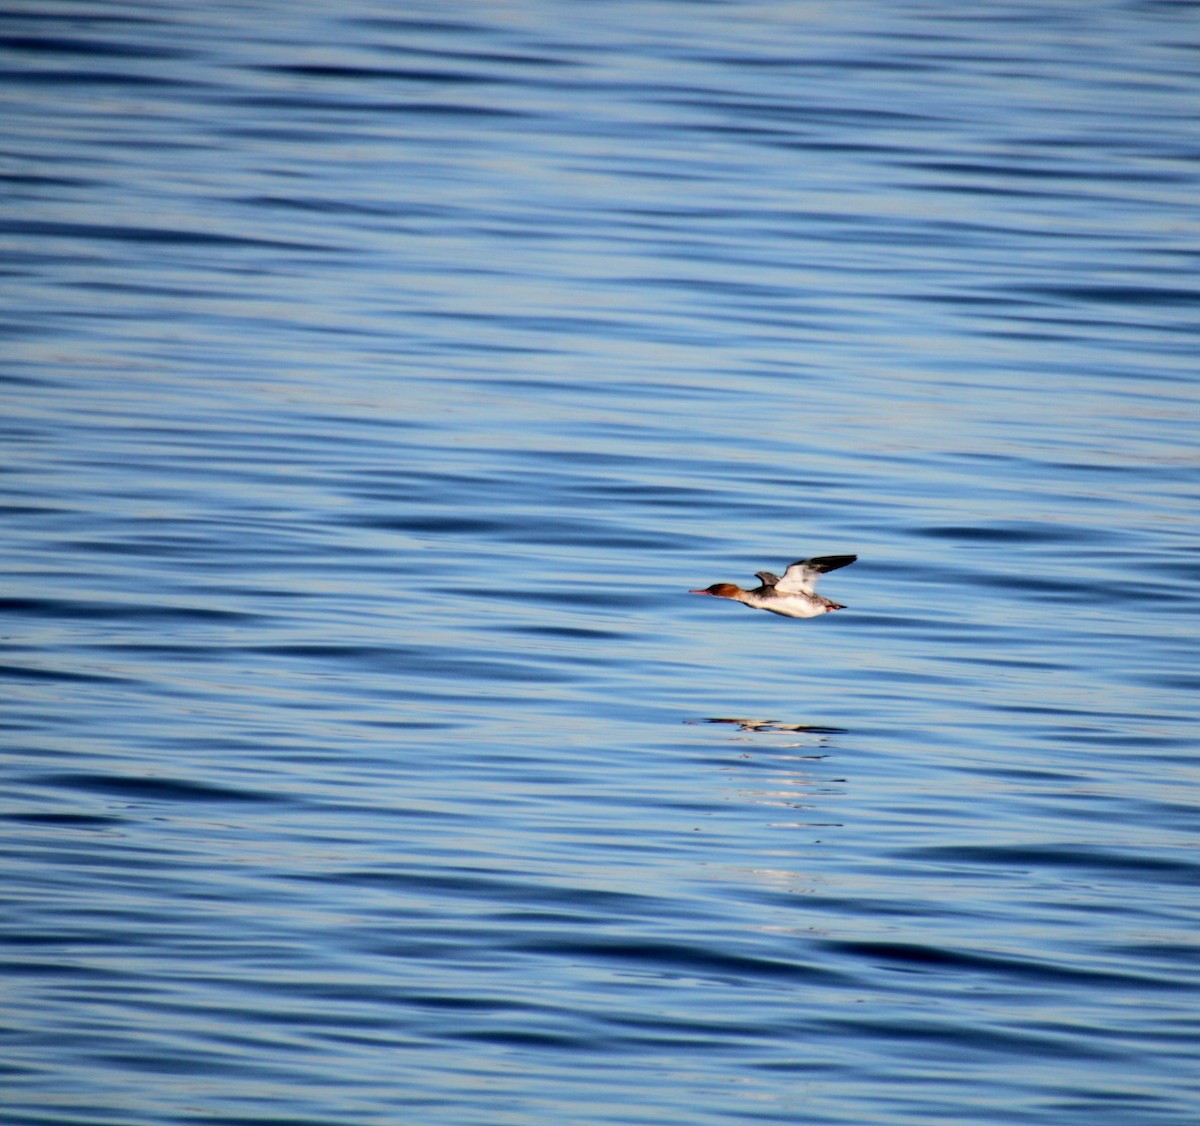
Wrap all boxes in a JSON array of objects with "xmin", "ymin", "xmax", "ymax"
[{"xmin": 3, "ymin": 1, "xmax": 1198, "ymax": 1124}]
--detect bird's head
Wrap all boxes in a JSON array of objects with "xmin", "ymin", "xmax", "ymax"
[{"xmin": 689, "ymin": 583, "xmax": 741, "ymax": 599}]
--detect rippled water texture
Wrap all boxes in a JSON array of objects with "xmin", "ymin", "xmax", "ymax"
[{"xmin": 3, "ymin": 2, "xmax": 1199, "ymax": 1124}]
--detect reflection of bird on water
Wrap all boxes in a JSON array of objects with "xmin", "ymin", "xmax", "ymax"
[
  {"xmin": 701, "ymin": 718, "xmax": 847, "ymax": 735},
  {"xmin": 690, "ymin": 554, "xmax": 857, "ymax": 619}
]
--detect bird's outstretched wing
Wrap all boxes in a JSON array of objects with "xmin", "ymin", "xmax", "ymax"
[
  {"xmin": 754, "ymin": 570, "xmax": 781, "ymax": 587},
  {"xmin": 773, "ymin": 554, "xmax": 857, "ymax": 594}
]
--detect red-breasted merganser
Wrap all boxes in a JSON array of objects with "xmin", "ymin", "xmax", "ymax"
[{"xmin": 690, "ymin": 555, "xmax": 857, "ymax": 619}]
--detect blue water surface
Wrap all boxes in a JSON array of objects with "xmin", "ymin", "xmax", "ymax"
[{"xmin": 3, "ymin": 2, "xmax": 1198, "ymax": 1124}]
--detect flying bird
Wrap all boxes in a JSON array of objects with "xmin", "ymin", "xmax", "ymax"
[{"xmin": 690, "ymin": 554, "xmax": 857, "ymax": 619}]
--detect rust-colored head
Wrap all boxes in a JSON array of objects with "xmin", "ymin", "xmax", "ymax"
[{"xmin": 690, "ymin": 583, "xmax": 741, "ymax": 598}]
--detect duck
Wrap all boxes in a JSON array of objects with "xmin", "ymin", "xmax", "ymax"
[{"xmin": 690, "ymin": 554, "xmax": 857, "ymax": 619}]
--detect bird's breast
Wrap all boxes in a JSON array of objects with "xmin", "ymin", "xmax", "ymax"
[{"xmin": 750, "ymin": 593, "xmax": 826, "ymax": 618}]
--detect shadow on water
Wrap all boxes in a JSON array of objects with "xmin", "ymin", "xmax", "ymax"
[{"xmin": 689, "ymin": 719, "xmax": 849, "ymax": 834}]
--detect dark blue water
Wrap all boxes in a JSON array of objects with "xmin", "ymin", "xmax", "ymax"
[{"xmin": 3, "ymin": 3, "xmax": 1198, "ymax": 1124}]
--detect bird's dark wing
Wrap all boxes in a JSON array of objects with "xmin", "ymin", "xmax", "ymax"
[{"xmin": 774, "ymin": 554, "xmax": 857, "ymax": 593}]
